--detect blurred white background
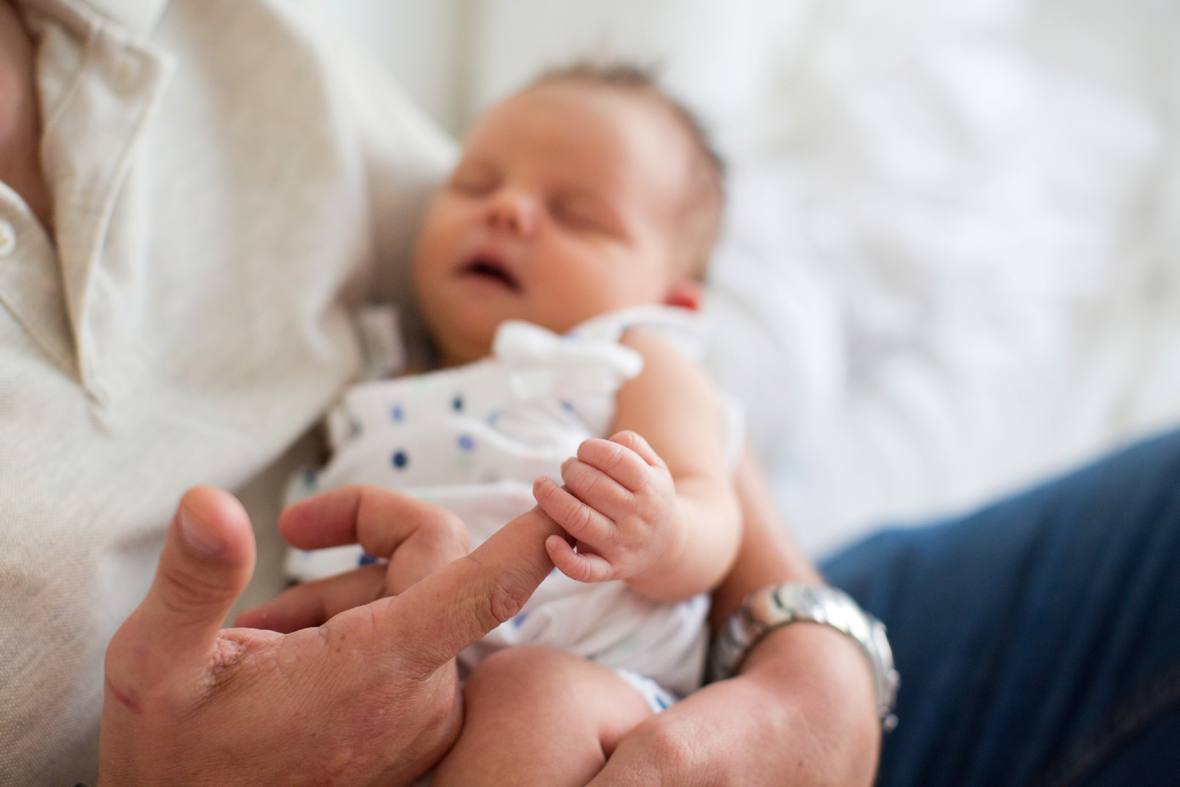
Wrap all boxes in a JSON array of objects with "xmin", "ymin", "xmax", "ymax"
[{"xmin": 298, "ymin": 0, "xmax": 1179, "ymax": 557}]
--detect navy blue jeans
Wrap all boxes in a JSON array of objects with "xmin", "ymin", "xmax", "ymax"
[{"xmin": 822, "ymin": 428, "xmax": 1180, "ymax": 787}]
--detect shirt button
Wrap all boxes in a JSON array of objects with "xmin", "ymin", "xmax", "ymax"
[{"xmin": 0, "ymin": 220, "xmax": 15, "ymax": 257}]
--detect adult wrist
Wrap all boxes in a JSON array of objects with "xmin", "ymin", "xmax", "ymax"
[{"xmin": 708, "ymin": 582, "xmax": 899, "ymax": 732}]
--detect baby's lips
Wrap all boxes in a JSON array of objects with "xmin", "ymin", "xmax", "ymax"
[{"xmin": 458, "ymin": 251, "xmax": 523, "ymax": 291}]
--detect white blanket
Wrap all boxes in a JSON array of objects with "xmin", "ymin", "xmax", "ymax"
[{"xmin": 319, "ymin": 0, "xmax": 1180, "ymax": 556}]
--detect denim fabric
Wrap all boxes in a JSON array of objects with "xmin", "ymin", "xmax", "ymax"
[{"xmin": 822, "ymin": 429, "xmax": 1180, "ymax": 787}]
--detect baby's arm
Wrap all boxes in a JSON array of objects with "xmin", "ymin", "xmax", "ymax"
[{"xmin": 533, "ymin": 329, "xmax": 741, "ymax": 602}]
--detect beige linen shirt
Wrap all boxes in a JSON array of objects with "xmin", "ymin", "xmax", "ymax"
[{"xmin": 0, "ymin": 0, "xmax": 453, "ymax": 782}]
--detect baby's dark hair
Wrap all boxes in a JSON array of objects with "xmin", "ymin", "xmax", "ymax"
[{"xmin": 526, "ymin": 61, "xmax": 726, "ymax": 281}]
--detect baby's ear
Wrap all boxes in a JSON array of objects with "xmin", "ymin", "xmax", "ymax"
[{"xmin": 662, "ymin": 279, "xmax": 702, "ymax": 311}]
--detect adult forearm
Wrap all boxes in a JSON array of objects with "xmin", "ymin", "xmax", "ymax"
[
  {"xmin": 717, "ymin": 447, "xmax": 881, "ymax": 776},
  {"xmin": 741, "ymin": 624, "xmax": 881, "ymax": 786}
]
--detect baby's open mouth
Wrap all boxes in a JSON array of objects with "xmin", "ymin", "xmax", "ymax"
[{"xmin": 460, "ymin": 255, "xmax": 522, "ymax": 292}]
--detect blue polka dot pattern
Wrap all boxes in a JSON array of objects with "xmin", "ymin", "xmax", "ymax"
[
  {"xmin": 392, "ymin": 450, "xmax": 408, "ymax": 469},
  {"xmin": 452, "ymin": 394, "xmax": 464, "ymax": 412},
  {"xmin": 358, "ymin": 553, "xmax": 378, "ymax": 567},
  {"xmin": 390, "ymin": 404, "xmax": 404, "ymax": 422},
  {"xmin": 457, "ymin": 434, "xmax": 475, "ymax": 452}
]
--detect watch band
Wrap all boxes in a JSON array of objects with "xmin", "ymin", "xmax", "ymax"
[{"xmin": 708, "ymin": 583, "xmax": 899, "ymax": 732}]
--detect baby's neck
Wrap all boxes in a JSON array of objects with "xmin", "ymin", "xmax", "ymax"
[{"xmin": 420, "ymin": 341, "xmax": 494, "ymax": 373}]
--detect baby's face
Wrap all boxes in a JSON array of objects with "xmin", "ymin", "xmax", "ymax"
[{"xmin": 411, "ymin": 82, "xmax": 695, "ymax": 366}]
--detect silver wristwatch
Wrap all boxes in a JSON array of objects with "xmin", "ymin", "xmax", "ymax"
[{"xmin": 708, "ymin": 583, "xmax": 899, "ymax": 732}]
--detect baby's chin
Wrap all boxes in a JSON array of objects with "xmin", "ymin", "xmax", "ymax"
[
  {"xmin": 431, "ymin": 323, "xmax": 498, "ymax": 368},
  {"xmin": 416, "ymin": 292, "xmax": 505, "ymax": 365}
]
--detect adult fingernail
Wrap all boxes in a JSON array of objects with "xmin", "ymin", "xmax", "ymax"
[{"xmin": 180, "ymin": 505, "xmax": 226, "ymax": 557}]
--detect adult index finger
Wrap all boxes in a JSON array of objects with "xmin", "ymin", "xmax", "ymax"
[{"xmin": 365, "ymin": 506, "xmax": 561, "ymax": 677}]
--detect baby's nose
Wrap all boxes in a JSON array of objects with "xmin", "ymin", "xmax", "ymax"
[{"xmin": 485, "ymin": 191, "xmax": 536, "ymax": 235}]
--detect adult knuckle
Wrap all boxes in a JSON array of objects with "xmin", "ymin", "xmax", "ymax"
[
  {"xmin": 454, "ymin": 555, "xmax": 537, "ymax": 635},
  {"xmin": 157, "ymin": 560, "xmax": 234, "ymax": 616},
  {"xmin": 104, "ymin": 626, "xmax": 194, "ymax": 715},
  {"xmin": 644, "ymin": 722, "xmax": 694, "ymax": 766},
  {"xmin": 485, "ymin": 566, "xmax": 537, "ymax": 626},
  {"xmin": 351, "ymin": 483, "xmax": 380, "ymax": 521},
  {"xmin": 424, "ymin": 512, "xmax": 470, "ymax": 554}
]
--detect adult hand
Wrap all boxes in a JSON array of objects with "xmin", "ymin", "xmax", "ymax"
[
  {"xmin": 235, "ymin": 485, "xmax": 474, "ymax": 631},
  {"xmin": 100, "ymin": 485, "xmax": 559, "ymax": 786}
]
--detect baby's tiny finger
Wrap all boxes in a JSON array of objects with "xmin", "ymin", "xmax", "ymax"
[
  {"xmin": 561, "ymin": 459, "xmax": 632, "ymax": 518},
  {"xmin": 577, "ymin": 438, "xmax": 650, "ymax": 492},
  {"xmin": 608, "ymin": 431, "xmax": 665, "ymax": 469},
  {"xmin": 533, "ymin": 476, "xmax": 615, "ymax": 547},
  {"xmin": 545, "ymin": 536, "xmax": 616, "ymax": 583}
]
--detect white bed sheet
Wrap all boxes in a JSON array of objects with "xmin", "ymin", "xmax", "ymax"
[
  {"xmin": 321, "ymin": 0, "xmax": 1180, "ymax": 556},
  {"xmin": 700, "ymin": 0, "xmax": 1180, "ymax": 555}
]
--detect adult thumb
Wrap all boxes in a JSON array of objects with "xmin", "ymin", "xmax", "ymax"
[{"xmin": 109, "ymin": 487, "xmax": 256, "ymax": 685}]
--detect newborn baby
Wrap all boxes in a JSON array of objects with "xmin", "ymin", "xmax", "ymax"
[{"xmin": 289, "ymin": 62, "xmax": 741, "ymax": 785}]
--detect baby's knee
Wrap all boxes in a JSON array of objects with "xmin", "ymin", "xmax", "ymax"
[{"xmin": 464, "ymin": 645, "xmax": 583, "ymax": 706}]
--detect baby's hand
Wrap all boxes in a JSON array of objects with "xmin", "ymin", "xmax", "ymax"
[{"xmin": 532, "ymin": 431, "xmax": 679, "ymax": 583}]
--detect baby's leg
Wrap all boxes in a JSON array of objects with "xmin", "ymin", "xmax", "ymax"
[{"xmin": 433, "ymin": 645, "xmax": 652, "ymax": 787}]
